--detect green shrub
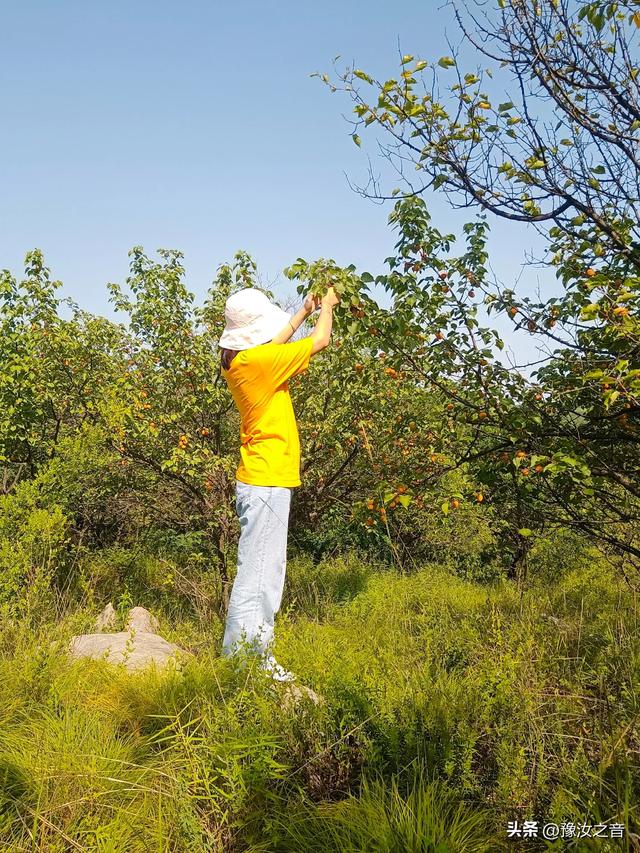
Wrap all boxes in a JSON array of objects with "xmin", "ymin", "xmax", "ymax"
[
  {"xmin": 272, "ymin": 771, "xmax": 497, "ymax": 852},
  {"xmin": 0, "ymin": 479, "xmax": 69, "ymax": 619}
]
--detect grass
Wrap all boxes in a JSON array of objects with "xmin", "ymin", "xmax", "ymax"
[{"xmin": 0, "ymin": 549, "xmax": 638, "ymax": 851}]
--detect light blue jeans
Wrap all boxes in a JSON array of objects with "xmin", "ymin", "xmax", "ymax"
[{"xmin": 222, "ymin": 481, "xmax": 292, "ymax": 659}]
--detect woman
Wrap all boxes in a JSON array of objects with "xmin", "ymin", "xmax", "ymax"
[{"xmin": 218, "ymin": 284, "xmax": 339, "ymax": 681}]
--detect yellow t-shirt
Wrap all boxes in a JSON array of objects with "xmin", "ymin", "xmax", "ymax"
[{"xmin": 221, "ymin": 337, "xmax": 313, "ymax": 487}]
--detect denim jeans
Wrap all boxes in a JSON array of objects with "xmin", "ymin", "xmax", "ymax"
[{"xmin": 222, "ymin": 480, "xmax": 292, "ymax": 659}]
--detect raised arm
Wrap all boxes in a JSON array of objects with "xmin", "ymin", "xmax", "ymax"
[
  {"xmin": 310, "ymin": 287, "xmax": 340, "ymax": 355},
  {"xmin": 270, "ymin": 293, "xmax": 322, "ymax": 345}
]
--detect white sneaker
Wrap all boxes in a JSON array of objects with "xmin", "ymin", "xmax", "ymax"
[{"xmin": 261, "ymin": 654, "xmax": 296, "ymax": 682}]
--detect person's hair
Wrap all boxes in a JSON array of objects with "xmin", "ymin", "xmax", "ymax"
[{"xmin": 220, "ymin": 348, "xmax": 240, "ymax": 370}]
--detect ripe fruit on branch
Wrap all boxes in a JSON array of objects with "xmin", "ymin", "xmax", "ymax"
[
  {"xmin": 475, "ymin": 493, "xmax": 484, "ymax": 502},
  {"xmin": 586, "ymin": 267, "xmax": 596, "ymax": 277},
  {"xmin": 451, "ymin": 498, "xmax": 460, "ymax": 509}
]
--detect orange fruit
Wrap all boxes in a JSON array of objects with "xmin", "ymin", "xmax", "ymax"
[
  {"xmin": 476, "ymin": 493, "xmax": 484, "ymax": 502},
  {"xmin": 451, "ymin": 498, "xmax": 460, "ymax": 509},
  {"xmin": 586, "ymin": 267, "xmax": 596, "ymax": 277}
]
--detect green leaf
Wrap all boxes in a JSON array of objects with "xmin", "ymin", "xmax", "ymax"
[
  {"xmin": 353, "ymin": 69, "xmax": 374, "ymax": 84},
  {"xmin": 437, "ymin": 56, "xmax": 456, "ymax": 69},
  {"xmin": 518, "ymin": 528, "xmax": 533, "ymax": 537},
  {"xmin": 352, "ymin": 134, "xmax": 362, "ymax": 147}
]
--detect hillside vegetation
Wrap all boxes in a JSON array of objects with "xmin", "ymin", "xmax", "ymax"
[
  {"xmin": 2, "ymin": 1, "xmax": 640, "ymax": 849},
  {"xmin": 1, "ymin": 544, "xmax": 638, "ymax": 851}
]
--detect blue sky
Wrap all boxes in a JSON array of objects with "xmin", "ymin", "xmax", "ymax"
[{"xmin": 1, "ymin": 0, "xmax": 548, "ymax": 358}]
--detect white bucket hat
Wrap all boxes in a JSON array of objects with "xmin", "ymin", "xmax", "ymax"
[{"xmin": 218, "ymin": 288, "xmax": 292, "ymax": 350}]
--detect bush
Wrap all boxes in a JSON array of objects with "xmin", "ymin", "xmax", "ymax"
[
  {"xmin": 273, "ymin": 770, "xmax": 497, "ymax": 852},
  {"xmin": 0, "ymin": 479, "xmax": 69, "ymax": 619}
]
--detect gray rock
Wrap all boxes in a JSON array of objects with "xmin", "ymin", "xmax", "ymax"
[
  {"xmin": 279, "ymin": 683, "xmax": 324, "ymax": 711},
  {"xmin": 68, "ymin": 631, "xmax": 188, "ymax": 672},
  {"xmin": 125, "ymin": 606, "xmax": 159, "ymax": 634},
  {"xmin": 94, "ymin": 602, "xmax": 117, "ymax": 632}
]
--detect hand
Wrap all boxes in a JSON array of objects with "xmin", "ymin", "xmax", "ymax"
[
  {"xmin": 304, "ymin": 292, "xmax": 322, "ymax": 314},
  {"xmin": 321, "ymin": 286, "xmax": 340, "ymax": 308}
]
